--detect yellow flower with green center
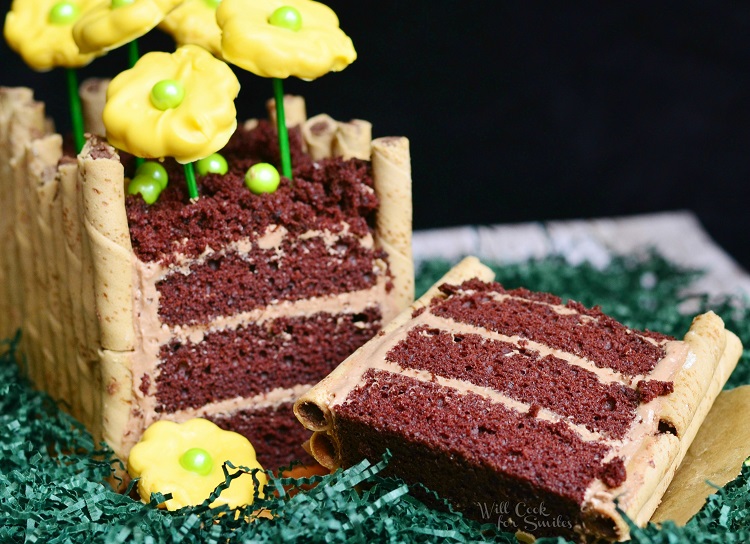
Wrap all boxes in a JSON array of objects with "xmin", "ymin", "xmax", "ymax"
[
  {"xmin": 73, "ymin": 0, "xmax": 183, "ymax": 54},
  {"xmin": 128, "ymin": 418, "xmax": 266, "ymax": 510},
  {"xmin": 4, "ymin": 0, "xmax": 101, "ymax": 71},
  {"xmin": 159, "ymin": 0, "xmax": 223, "ymax": 57},
  {"xmin": 217, "ymin": 0, "xmax": 356, "ymax": 80},
  {"xmin": 102, "ymin": 44, "xmax": 240, "ymax": 163}
]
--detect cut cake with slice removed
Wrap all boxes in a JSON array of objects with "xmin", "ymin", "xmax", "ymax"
[
  {"xmin": 295, "ymin": 257, "xmax": 742, "ymax": 541},
  {"xmin": 0, "ymin": 86, "xmax": 413, "ymax": 470}
]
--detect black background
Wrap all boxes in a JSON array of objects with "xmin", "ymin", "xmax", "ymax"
[{"xmin": 2, "ymin": 1, "xmax": 749, "ymax": 270}]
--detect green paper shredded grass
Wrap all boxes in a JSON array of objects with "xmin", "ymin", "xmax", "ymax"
[{"xmin": 1, "ymin": 253, "xmax": 749, "ymax": 543}]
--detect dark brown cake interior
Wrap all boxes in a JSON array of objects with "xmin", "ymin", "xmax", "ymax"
[
  {"xmin": 126, "ymin": 122, "xmax": 378, "ymax": 264},
  {"xmin": 125, "ymin": 121, "xmax": 390, "ymax": 469}
]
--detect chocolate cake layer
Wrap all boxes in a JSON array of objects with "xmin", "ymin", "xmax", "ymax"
[
  {"xmin": 126, "ymin": 122, "xmax": 378, "ymax": 264},
  {"xmin": 443, "ymin": 280, "xmax": 675, "ymax": 343},
  {"xmin": 156, "ymin": 307, "xmax": 382, "ymax": 412},
  {"xmin": 385, "ymin": 326, "xmax": 640, "ymax": 439},
  {"xmin": 432, "ymin": 283, "xmax": 668, "ymax": 376},
  {"xmin": 155, "ymin": 237, "xmax": 379, "ymax": 326},
  {"xmin": 155, "ymin": 309, "xmax": 382, "ymax": 413},
  {"xmin": 208, "ymin": 402, "xmax": 310, "ymax": 470},
  {"xmin": 336, "ymin": 369, "xmax": 615, "ymax": 506},
  {"xmin": 332, "ymin": 369, "xmax": 626, "ymax": 538}
]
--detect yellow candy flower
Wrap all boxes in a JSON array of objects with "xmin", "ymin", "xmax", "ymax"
[
  {"xmin": 73, "ymin": 0, "xmax": 183, "ymax": 54},
  {"xmin": 217, "ymin": 0, "xmax": 356, "ymax": 80},
  {"xmin": 128, "ymin": 418, "xmax": 266, "ymax": 510},
  {"xmin": 4, "ymin": 0, "xmax": 100, "ymax": 71},
  {"xmin": 159, "ymin": 0, "xmax": 223, "ymax": 57},
  {"xmin": 102, "ymin": 44, "xmax": 240, "ymax": 163}
]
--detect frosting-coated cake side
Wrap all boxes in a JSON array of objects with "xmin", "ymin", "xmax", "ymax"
[{"xmin": 295, "ymin": 257, "xmax": 742, "ymax": 540}]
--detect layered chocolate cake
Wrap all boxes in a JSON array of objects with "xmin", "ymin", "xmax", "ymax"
[
  {"xmin": 295, "ymin": 257, "xmax": 742, "ymax": 540},
  {"xmin": 0, "ymin": 87, "xmax": 413, "ymax": 468}
]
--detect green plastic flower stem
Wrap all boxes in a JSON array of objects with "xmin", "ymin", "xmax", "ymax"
[
  {"xmin": 128, "ymin": 40, "xmax": 141, "ymax": 167},
  {"xmin": 184, "ymin": 162, "xmax": 199, "ymax": 200},
  {"xmin": 272, "ymin": 77, "xmax": 292, "ymax": 180},
  {"xmin": 128, "ymin": 39, "xmax": 139, "ymax": 69},
  {"xmin": 65, "ymin": 68, "xmax": 85, "ymax": 154}
]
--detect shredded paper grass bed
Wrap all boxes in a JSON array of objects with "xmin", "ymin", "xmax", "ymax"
[{"xmin": 1, "ymin": 254, "xmax": 749, "ymax": 543}]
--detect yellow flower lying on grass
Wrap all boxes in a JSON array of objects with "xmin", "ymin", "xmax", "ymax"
[
  {"xmin": 128, "ymin": 418, "xmax": 266, "ymax": 510},
  {"xmin": 4, "ymin": 0, "xmax": 100, "ymax": 71},
  {"xmin": 103, "ymin": 44, "xmax": 240, "ymax": 163},
  {"xmin": 217, "ymin": 0, "xmax": 356, "ymax": 80},
  {"xmin": 159, "ymin": 0, "xmax": 223, "ymax": 57},
  {"xmin": 73, "ymin": 0, "xmax": 183, "ymax": 54}
]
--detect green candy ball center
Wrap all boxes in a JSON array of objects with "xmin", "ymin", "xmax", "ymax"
[
  {"xmin": 48, "ymin": 1, "xmax": 80, "ymax": 25},
  {"xmin": 196, "ymin": 153, "xmax": 228, "ymax": 176},
  {"xmin": 127, "ymin": 175, "xmax": 162, "ymax": 205},
  {"xmin": 245, "ymin": 162, "xmax": 281, "ymax": 194},
  {"xmin": 135, "ymin": 161, "xmax": 169, "ymax": 190},
  {"xmin": 180, "ymin": 448, "xmax": 213, "ymax": 476},
  {"xmin": 268, "ymin": 6, "xmax": 303, "ymax": 32},
  {"xmin": 150, "ymin": 80, "xmax": 185, "ymax": 111},
  {"xmin": 111, "ymin": 0, "xmax": 135, "ymax": 8},
  {"xmin": 203, "ymin": 0, "xmax": 222, "ymax": 8}
]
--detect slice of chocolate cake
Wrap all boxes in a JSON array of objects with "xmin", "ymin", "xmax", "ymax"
[
  {"xmin": 295, "ymin": 257, "xmax": 742, "ymax": 540},
  {"xmin": 0, "ymin": 87, "xmax": 413, "ymax": 469}
]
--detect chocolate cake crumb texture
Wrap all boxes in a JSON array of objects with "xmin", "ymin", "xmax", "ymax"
[
  {"xmin": 431, "ymin": 280, "xmax": 671, "ymax": 376},
  {"xmin": 386, "ymin": 326, "xmax": 640, "ymax": 439},
  {"xmin": 337, "ymin": 369, "xmax": 611, "ymax": 505},
  {"xmin": 156, "ymin": 238, "xmax": 379, "ymax": 326},
  {"xmin": 637, "ymin": 379, "xmax": 675, "ymax": 403},
  {"xmin": 599, "ymin": 457, "xmax": 627, "ymax": 488},
  {"xmin": 155, "ymin": 309, "xmax": 382, "ymax": 412},
  {"xmin": 208, "ymin": 402, "xmax": 309, "ymax": 469},
  {"xmin": 126, "ymin": 122, "xmax": 378, "ymax": 264}
]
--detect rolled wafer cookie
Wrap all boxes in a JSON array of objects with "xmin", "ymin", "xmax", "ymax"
[
  {"xmin": 50, "ymin": 162, "xmax": 79, "ymax": 418},
  {"xmin": 79, "ymin": 78, "xmax": 109, "ymax": 136},
  {"xmin": 587, "ymin": 311, "xmax": 742, "ymax": 536},
  {"xmin": 0, "ymin": 88, "xmax": 35, "ymax": 339},
  {"xmin": 266, "ymin": 94, "xmax": 307, "ymax": 128},
  {"xmin": 295, "ymin": 257, "xmax": 741, "ymax": 542},
  {"xmin": 651, "ymin": 384, "xmax": 750, "ymax": 525},
  {"xmin": 333, "ymin": 119, "xmax": 372, "ymax": 160},
  {"xmin": 302, "ymin": 113, "xmax": 338, "ymax": 161},
  {"xmin": 78, "ymin": 137, "xmax": 134, "ymax": 352},
  {"xmin": 73, "ymin": 140, "xmax": 119, "ymax": 430},
  {"xmin": 59, "ymin": 160, "xmax": 90, "ymax": 423},
  {"xmin": 301, "ymin": 113, "xmax": 373, "ymax": 161},
  {"xmin": 11, "ymin": 98, "xmax": 49, "ymax": 387},
  {"xmin": 371, "ymin": 137, "xmax": 413, "ymax": 315},
  {"xmin": 27, "ymin": 134, "xmax": 69, "ymax": 400},
  {"xmin": 633, "ymin": 314, "xmax": 741, "ymax": 526},
  {"xmin": 100, "ymin": 348, "xmax": 134, "ymax": 461}
]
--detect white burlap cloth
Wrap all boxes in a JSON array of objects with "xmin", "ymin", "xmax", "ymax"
[{"xmin": 413, "ymin": 210, "xmax": 750, "ymax": 299}]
